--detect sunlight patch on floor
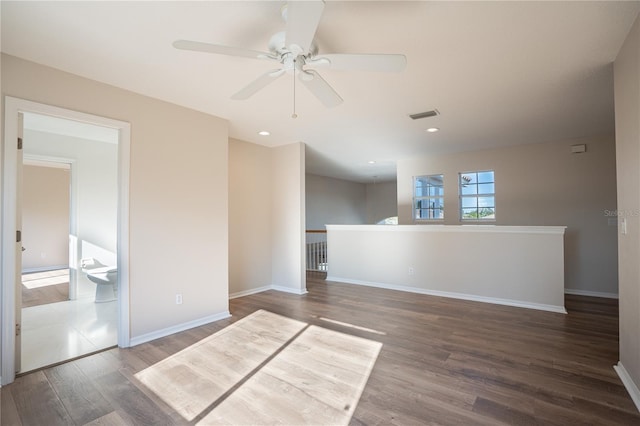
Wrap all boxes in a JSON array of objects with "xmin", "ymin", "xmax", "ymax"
[
  {"xmin": 22, "ymin": 269, "xmax": 69, "ymax": 289},
  {"xmin": 317, "ymin": 316, "xmax": 387, "ymax": 335},
  {"xmin": 201, "ymin": 324, "xmax": 382, "ymax": 425},
  {"xmin": 135, "ymin": 309, "xmax": 382, "ymax": 425},
  {"xmin": 135, "ymin": 310, "xmax": 307, "ymax": 421}
]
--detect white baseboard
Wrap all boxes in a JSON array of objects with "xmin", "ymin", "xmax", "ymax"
[
  {"xmin": 229, "ymin": 286, "xmax": 272, "ymax": 299},
  {"xmin": 271, "ymin": 285, "xmax": 308, "ymax": 295},
  {"xmin": 130, "ymin": 311, "xmax": 231, "ymax": 346},
  {"xmin": 326, "ymin": 276, "xmax": 567, "ymax": 314},
  {"xmin": 614, "ymin": 362, "xmax": 640, "ymax": 412},
  {"xmin": 22, "ymin": 265, "xmax": 68, "ymax": 274},
  {"xmin": 564, "ymin": 288, "xmax": 619, "ymax": 299}
]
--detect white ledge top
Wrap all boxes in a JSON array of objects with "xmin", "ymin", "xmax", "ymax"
[{"xmin": 325, "ymin": 224, "xmax": 566, "ymax": 235}]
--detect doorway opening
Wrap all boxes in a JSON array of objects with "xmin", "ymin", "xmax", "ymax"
[{"xmin": 1, "ymin": 97, "xmax": 131, "ymax": 385}]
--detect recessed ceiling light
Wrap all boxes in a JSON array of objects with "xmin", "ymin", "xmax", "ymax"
[
  {"xmin": 426, "ymin": 127, "xmax": 440, "ymax": 133},
  {"xmin": 258, "ymin": 131, "xmax": 270, "ymax": 136},
  {"xmin": 368, "ymin": 160, "xmax": 376, "ymax": 164}
]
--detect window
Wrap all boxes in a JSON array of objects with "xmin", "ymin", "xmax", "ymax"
[
  {"xmin": 414, "ymin": 174, "xmax": 444, "ymax": 220},
  {"xmin": 459, "ymin": 170, "xmax": 495, "ymax": 220}
]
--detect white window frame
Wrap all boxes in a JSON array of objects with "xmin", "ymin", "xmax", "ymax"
[
  {"xmin": 413, "ymin": 174, "xmax": 445, "ymax": 221},
  {"xmin": 459, "ymin": 170, "xmax": 496, "ymax": 222}
]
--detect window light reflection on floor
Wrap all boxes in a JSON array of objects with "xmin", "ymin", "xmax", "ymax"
[{"xmin": 316, "ymin": 316, "xmax": 387, "ymax": 335}]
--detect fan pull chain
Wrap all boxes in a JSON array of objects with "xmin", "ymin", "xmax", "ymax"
[{"xmin": 292, "ymin": 59, "xmax": 298, "ymax": 119}]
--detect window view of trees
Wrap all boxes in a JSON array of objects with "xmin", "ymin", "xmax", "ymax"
[{"xmin": 459, "ymin": 170, "xmax": 495, "ymax": 220}]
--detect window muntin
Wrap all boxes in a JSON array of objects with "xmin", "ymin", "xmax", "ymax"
[
  {"xmin": 414, "ymin": 174, "xmax": 444, "ymax": 220},
  {"xmin": 459, "ymin": 170, "xmax": 495, "ymax": 220}
]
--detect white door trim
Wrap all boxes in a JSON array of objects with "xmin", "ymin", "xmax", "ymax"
[{"xmin": 1, "ymin": 96, "xmax": 131, "ymax": 385}]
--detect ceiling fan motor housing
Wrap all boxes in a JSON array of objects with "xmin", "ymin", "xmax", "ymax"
[{"xmin": 268, "ymin": 31, "xmax": 318, "ymax": 61}]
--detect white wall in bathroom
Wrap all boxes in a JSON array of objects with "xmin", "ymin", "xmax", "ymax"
[{"xmin": 24, "ymin": 129, "xmax": 118, "ymax": 296}]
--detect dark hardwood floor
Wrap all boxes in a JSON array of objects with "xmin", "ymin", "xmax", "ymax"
[
  {"xmin": 1, "ymin": 274, "xmax": 638, "ymax": 425},
  {"xmin": 21, "ymin": 283, "xmax": 69, "ymax": 308},
  {"xmin": 21, "ymin": 270, "xmax": 70, "ymax": 308}
]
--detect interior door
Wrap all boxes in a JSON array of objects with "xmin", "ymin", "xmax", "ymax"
[{"xmin": 15, "ymin": 112, "xmax": 24, "ymax": 373}]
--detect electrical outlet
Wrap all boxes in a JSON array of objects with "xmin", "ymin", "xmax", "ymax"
[
  {"xmin": 408, "ymin": 267, "xmax": 414, "ymax": 276},
  {"xmin": 175, "ymin": 293, "xmax": 183, "ymax": 305}
]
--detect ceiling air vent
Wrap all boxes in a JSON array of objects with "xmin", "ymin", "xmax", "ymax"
[{"xmin": 409, "ymin": 109, "xmax": 439, "ymax": 120}]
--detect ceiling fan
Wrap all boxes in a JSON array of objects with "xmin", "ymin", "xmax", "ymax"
[{"xmin": 173, "ymin": 0, "xmax": 406, "ymax": 110}]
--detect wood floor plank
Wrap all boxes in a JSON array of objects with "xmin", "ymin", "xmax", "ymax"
[
  {"xmin": 3, "ymin": 274, "xmax": 639, "ymax": 425},
  {"xmin": 92, "ymin": 371, "xmax": 176, "ymax": 425},
  {"xmin": 21, "ymin": 282, "xmax": 68, "ymax": 308},
  {"xmin": 0, "ymin": 386, "xmax": 24, "ymax": 426},
  {"xmin": 44, "ymin": 361, "xmax": 114, "ymax": 425},
  {"xmin": 8, "ymin": 370, "xmax": 73, "ymax": 426},
  {"xmin": 82, "ymin": 410, "xmax": 132, "ymax": 426}
]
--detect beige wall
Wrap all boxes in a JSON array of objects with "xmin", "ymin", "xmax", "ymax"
[
  {"xmin": 365, "ymin": 181, "xmax": 397, "ymax": 224},
  {"xmin": 614, "ymin": 13, "xmax": 640, "ymax": 406},
  {"xmin": 397, "ymin": 135, "xmax": 618, "ymax": 296},
  {"xmin": 2, "ymin": 54, "xmax": 229, "ymax": 338},
  {"xmin": 228, "ymin": 138, "xmax": 273, "ymax": 296},
  {"xmin": 22, "ymin": 165, "xmax": 69, "ymax": 271},
  {"xmin": 271, "ymin": 142, "xmax": 306, "ymax": 293},
  {"xmin": 305, "ymin": 175, "xmax": 398, "ymax": 228},
  {"xmin": 327, "ymin": 225, "xmax": 566, "ymax": 312},
  {"xmin": 229, "ymin": 140, "xmax": 307, "ymax": 296},
  {"xmin": 306, "ymin": 174, "xmax": 366, "ymax": 229}
]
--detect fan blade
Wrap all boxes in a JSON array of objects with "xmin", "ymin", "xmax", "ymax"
[
  {"xmin": 309, "ymin": 53, "xmax": 407, "ymax": 72},
  {"xmin": 299, "ymin": 70, "xmax": 343, "ymax": 108},
  {"xmin": 231, "ymin": 69, "xmax": 285, "ymax": 100},
  {"xmin": 173, "ymin": 40, "xmax": 273, "ymax": 60},
  {"xmin": 285, "ymin": 0, "xmax": 325, "ymax": 55}
]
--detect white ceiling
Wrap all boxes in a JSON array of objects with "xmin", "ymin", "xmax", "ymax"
[{"xmin": 2, "ymin": 1, "xmax": 639, "ymax": 183}]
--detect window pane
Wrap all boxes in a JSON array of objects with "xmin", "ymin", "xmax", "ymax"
[
  {"xmin": 415, "ymin": 187, "xmax": 426, "ymax": 197},
  {"xmin": 426, "ymin": 175, "xmax": 443, "ymax": 186},
  {"xmin": 460, "ymin": 173, "xmax": 476, "ymax": 185},
  {"xmin": 478, "ymin": 208, "xmax": 495, "ymax": 219},
  {"xmin": 478, "ymin": 196, "xmax": 495, "ymax": 208},
  {"xmin": 432, "ymin": 209, "xmax": 444, "ymax": 219},
  {"xmin": 461, "ymin": 208, "xmax": 478, "ymax": 219},
  {"xmin": 477, "ymin": 171, "xmax": 494, "ymax": 183},
  {"xmin": 478, "ymin": 183, "xmax": 494, "ymax": 194},
  {"xmin": 461, "ymin": 184, "xmax": 477, "ymax": 195},
  {"xmin": 428, "ymin": 186, "xmax": 442, "ymax": 196},
  {"xmin": 461, "ymin": 197, "xmax": 477, "ymax": 208},
  {"xmin": 431, "ymin": 198, "xmax": 444, "ymax": 209}
]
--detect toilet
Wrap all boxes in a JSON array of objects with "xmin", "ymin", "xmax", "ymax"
[{"xmin": 81, "ymin": 258, "xmax": 117, "ymax": 303}]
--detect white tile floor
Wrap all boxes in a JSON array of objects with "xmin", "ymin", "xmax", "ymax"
[{"xmin": 21, "ymin": 294, "xmax": 118, "ymax": 373}]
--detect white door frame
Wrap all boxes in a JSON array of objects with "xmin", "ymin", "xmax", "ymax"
[{"xmin": 1, "ymin": 96, "xmax": 131, "ymax": 385}]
